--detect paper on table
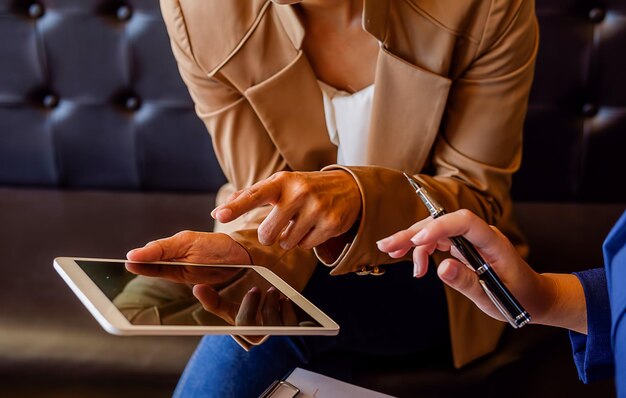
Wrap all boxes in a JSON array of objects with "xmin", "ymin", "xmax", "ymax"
[{"xmin": 284, "ymin": 367, "xmax": 396, "ymax": 398}]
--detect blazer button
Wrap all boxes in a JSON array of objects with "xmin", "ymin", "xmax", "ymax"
[
  {"xmin": 355, "ymin": 265, "xmax": 386, "ymax": 276},
  {"xmin": 369, "ymin": 266, "xmax": 386, "ymax": 276},
  {"xmin": 356, "ymin": 266, "xmax": 371, "ymax": 276}
]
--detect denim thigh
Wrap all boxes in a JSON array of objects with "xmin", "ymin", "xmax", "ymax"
[{"xmin": 174, "ymin": 261, "xmax": 449, "ymax": 397}]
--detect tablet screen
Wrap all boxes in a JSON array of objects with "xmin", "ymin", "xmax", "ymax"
[{"xmin": 75, "ymin": 260, "xmax": 323, "ymax": 328}]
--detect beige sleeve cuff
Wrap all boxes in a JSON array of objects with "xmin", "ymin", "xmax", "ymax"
[{"xmin": 313, "ymin": 165, "xmax": 431, "ymax": 275}]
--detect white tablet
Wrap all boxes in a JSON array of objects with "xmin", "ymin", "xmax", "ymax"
[{"xmin": 54, "ymin": 257, "xmax": 339, "ymax": 336}]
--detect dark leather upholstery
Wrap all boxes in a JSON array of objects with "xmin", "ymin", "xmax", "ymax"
[
  {"xmin": 0, "ymin": 1, "xmax": 624, "ymax": 397},
  {"xmin": 514, "ymin": 0, "xmax": 626, "ymax": 202},
  {"xmin": 0, "ymin": 0, "xmax": 225, "ymax": 192},
  {"xmin": 0, "ymin": 188, "xmax": 211, "ymax": 397}
]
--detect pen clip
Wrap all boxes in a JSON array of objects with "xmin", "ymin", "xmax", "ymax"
[{"xmin": 478, "ymin": 280, "xmax": 521, "ymax": 329}]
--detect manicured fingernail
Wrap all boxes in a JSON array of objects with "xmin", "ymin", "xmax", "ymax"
[
  {"xmin": 376, "ymin": 238, "xmax": 390, "ymax": 248},
  {"xmin": 410, "ymin": 230, "xmax": 426, "ymax": 245},
  {"xmin": 413, "ymin": 261, "xmax": 424, "ymax": 278},
  {"xmin": 216, "ymin": 208, "xmax": 232, "ymax": 220}
]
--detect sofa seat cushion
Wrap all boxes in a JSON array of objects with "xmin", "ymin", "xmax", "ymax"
[{"xmin": 0, "ymin": 188, "xmax": 219, "ymax": 392}]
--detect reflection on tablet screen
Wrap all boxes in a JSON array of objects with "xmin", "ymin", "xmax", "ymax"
[{"xmin": 76, "ymin": 260, "xmax": 322, "ymax": 328}]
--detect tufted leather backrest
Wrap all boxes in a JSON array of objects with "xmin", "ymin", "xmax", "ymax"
[
  {"xmin": 513, "ymin": 0, "xmax": 626, "ymax": 202},
  {"xmin": 0, "ymin": 0, "xmax": 225, "ymax": 191},
  {"xmin": 0, "ymin": 1, "xmax": 624, "ymax": 201}
]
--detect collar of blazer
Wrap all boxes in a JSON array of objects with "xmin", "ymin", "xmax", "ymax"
[
  {"xmin": 251, "ymin": 0, "xmax": 452, "ymax": 173},
  {"xmin": 197, "ymin": 0, "xmax": 391, "ymax": 77},
  {"xmin": 272, "ymin": 0, "xmax": 391, "ymax": 48},
  {"xmin": 179, "ymin": 0, "xmax": 452, "ymax": 173},
  {"xmin": 265, "ymin": 1, "xmax": 452, "ymax": 173}
]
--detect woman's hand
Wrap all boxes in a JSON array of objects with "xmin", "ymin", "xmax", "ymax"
[
  {"xmin": 193, "ymin": 284, "xmax": 298, "ymax": 343},
  {"xmin": 193, "ymin": 285, "xmax": 298, "ymax": 327},
  {"xmin": 126, "ymin": 231, "xmax": 252, "ymax": 285},
  {"xmin": 211, "ymin": 170, "xmax": 362, "ymax": 250},
  {"xmin": 128, "ymin": 231, "xmax": 251, "ymax": 265},
  {"xmin": 377, "ymin": 210, "xmax": 588, "ymax": 333}
]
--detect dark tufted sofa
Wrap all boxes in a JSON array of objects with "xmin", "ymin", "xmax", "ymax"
[{"xmin": 0, "ymin": 1, "xmax": 624, "ymax": 397}]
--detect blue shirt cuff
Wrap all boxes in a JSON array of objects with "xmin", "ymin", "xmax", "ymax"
[{"xmin": 569, "ymin": 268, "xmax": 614, "ymax": 383}]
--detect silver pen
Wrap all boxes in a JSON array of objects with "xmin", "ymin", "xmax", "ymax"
[{"xmin": 403, "ymin": 173, "xmax": 531, "ymax": 328}]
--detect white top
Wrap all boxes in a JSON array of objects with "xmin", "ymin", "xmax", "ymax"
[{"xmin": 318, "ymin": 80, "xmax": 375, "ymax": 166}]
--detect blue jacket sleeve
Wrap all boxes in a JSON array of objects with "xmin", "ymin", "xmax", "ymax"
[
  {"xmin": 569, "ymin": 268, "xmax": 614, "ymax": 383},
  {"xmin": 604, "ymin": 210, "xmax": 626, "ymax": 395}
]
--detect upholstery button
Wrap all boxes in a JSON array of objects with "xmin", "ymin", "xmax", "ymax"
[
  {"xmin": 124, "ymin": 95, "xmax": 141, "ymax": 111},
  {"xmin": 588, "ymin": 8, "xmax": 606, "ymax": 23},
  {"xmin": 582, "ymin": 103, "xmax": 598, "ymax": 117},
  {"xmin": 42, "ymin": 93, "xmax": 59, "ymax": 109},
  {"xmin": 116, "ymin": 5, "xmax": 133, "ymax": 21},
  {"xmin": 28, "ymin": 2, "xmax": 45, "ymax": 19}
]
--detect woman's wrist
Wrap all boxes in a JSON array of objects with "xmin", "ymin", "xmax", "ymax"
[
  {"xmin": 324, "ymin": 169, "xmax": 363, "ymax": 227},
  {"xmin": 535, "ymin": 273, "xmax": 587, "ymax": 334},
  {"xmin": 223, "ymin": 233, "xmax": 253, "ymax": 265}
]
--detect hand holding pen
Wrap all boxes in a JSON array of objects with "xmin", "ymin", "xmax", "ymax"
[{"xmin": 377, "ymin": 174, "xmax": 532, "ymax": 328}]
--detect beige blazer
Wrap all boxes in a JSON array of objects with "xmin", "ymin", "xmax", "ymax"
[{"xmin": 160, "ymin": 0, "xmax": 538, "ymax": 368}]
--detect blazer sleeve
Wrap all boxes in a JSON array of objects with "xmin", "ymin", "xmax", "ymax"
[
  {"xmin": 604, "ymin": 211, "xmax": 626, "ymax": 393},
  {"xmin": 315, "ymin": 0, "xmax": 538, "ymax": 273},
  {"xmin": 160, "ymin": 0, "xmax": 317, "ymax": 291},
  {"xmin": 569, "ymin": 268, "xmax": 614, "ymax": 383}
]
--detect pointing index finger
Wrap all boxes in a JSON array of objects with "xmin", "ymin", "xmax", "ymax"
[{"xmin": 212, "ymin": 179, "xmax": 282, "ymax": 223}]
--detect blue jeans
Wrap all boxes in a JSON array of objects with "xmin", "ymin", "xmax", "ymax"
[{"xmin": 174, "ymin": 261, "xmax": 449, "ymax": 397}]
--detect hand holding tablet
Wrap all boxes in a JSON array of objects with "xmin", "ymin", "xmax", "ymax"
[{"xmin": 54, "ymin": 257, "xmax": 339, "ymax": 336}]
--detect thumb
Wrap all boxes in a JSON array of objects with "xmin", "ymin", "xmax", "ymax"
[
  {"xmin": 437, "ymin": 259, "xmax": 491, "ymax": 308},
  {"xmin": 127, "ymin": 231, "xmax": 194, "ymax": 262},
  {"xmin": 127, "ymin": 240, "xmax": 165, "ymax": 262}
]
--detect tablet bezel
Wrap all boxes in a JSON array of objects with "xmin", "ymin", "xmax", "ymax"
[{"xmin": 54, "ymin": 257, "xmax": 339, "ymax": 336}]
